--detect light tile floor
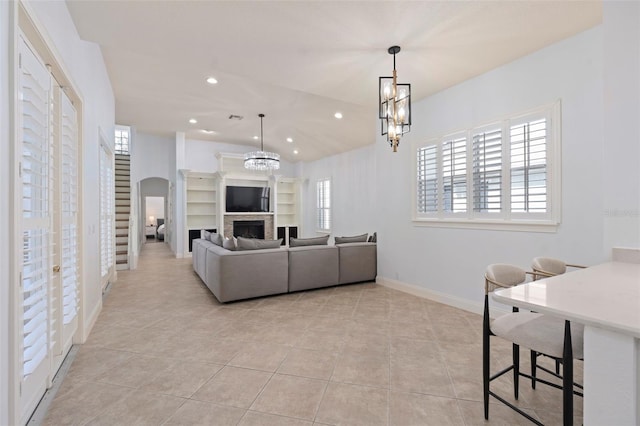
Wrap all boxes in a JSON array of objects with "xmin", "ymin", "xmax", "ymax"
[{"xmin": 43, "ymin": 242, "xmax": 583, "ymax": 425}]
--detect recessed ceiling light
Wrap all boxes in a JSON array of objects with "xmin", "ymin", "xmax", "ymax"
[
  {"xmin": 293, "ymin": 150, "xmax": 299, "ymax": 155},
  {"xmin": 253, "ymin": 136, "xmax": 259, "ymax": 140},
  {"xmin": 189, "ymin": 118, "xmax": 197, "ymax": 124},
  {"xmin": 286, "ymin": 137, "xmax": 293, "ymax": 143},
  {"xmin": 334, "ymin": 112, "xmax": 343, "ymax": 119},
  {"xmin": 201, "ymin": 129, "xmax": 216, "ymax": 134},
  {"xmin": 206, "ymin": 76, "xmax": 218, "ymax": 85}
]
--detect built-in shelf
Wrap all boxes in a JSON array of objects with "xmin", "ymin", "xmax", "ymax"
[{"xmin": 182, "ymin": 171, "xmax": 219, "ymax": 253}]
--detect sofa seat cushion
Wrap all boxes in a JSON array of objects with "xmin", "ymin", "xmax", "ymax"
[{"xmin": 288, "ymin": 245, "xmax": 339, "ymax": 292}]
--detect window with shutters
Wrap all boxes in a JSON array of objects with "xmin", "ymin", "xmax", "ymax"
[
  {"xmin": 19, "ymin": 38, "xmax": 51, "ymax": 380},
  {"xmin": 316, "ymin": 179, "xmax": 331, "ymax": 232},
  {"xmin": 442, "ymin": 135, "xmax": 467, "ymax": 213},
  {"xmin": 413, "ymin": 101, "xmax": 560, "ymax": 231},
  {"xmin": 114, "ymin": 127, "xmax": 129, "ymax": 155},
  {"xmin": 60, "ymin": 92, "xmax": 79, "ymax": 325},
  {"xmin": 472, "ymin": 126, "xmax": 502, "ymax": 214},
  {"xmin": 100, "ymin": 145, "xmax": 114, "ymax": 278}
]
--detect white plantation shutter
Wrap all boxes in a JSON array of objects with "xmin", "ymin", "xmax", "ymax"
[
  {"xmin": 413, "ymin": 102, "xmax": 558, "ymax": 229},
  {"xmin": 416, "ymin": 145, "xmax": 437, "ymax": 213},
  {"xmin": 316, "ymin": 179, "xmax": 331, "ymax": 231},
  {"xmin": 60, "ymin": 93, "xmax": 79, "ymax": 324},
  {"xmin": 100, "ymin": 144, "xmax": 114, "ymax": 277},
  {"xmin": 472, "ymin": 128, "xmax": 502, "ymax": 213},
  {"xmin": 510, "ymin": 118, "xmax": 547, "ymax": 213},
  {"xmin": 19, "ymin": 38, "xmax": 51, "ymax": 378},
  {"xmin": 442, "ymin": 136, "xmax": 467, "ymax": 213}
]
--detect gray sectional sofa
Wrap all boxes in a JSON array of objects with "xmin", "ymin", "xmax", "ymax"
[{"xmin": 192, "ymin": 238, "xmax": 377, "ymax": 303}]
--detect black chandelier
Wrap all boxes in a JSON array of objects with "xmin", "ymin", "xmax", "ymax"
[{"xmin": 379, "ymin": 46, "xmax": 411, "ymax": 152}]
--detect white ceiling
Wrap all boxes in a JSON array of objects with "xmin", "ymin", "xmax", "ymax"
[{"xmin": 65, "ymin": 1, "xmax": 601, "ymax": 162}]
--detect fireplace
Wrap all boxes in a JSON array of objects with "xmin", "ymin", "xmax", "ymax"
[{"xmin": 233, "ymin": 220, "xmax": 265, "ymax": 239}]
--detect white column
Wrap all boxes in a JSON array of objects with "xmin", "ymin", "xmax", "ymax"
[{"xmin": 175, "ymin": 132, "xmax": 186, "ymax": 256}]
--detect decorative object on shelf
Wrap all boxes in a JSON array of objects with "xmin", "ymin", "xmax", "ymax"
[
  {"xmin": 379, "ymin": 45, "xmax": 411, "ymax": 152},
  {"xmin": 244, "ymin": 113, "xmax": 280, "ymax": 171}
]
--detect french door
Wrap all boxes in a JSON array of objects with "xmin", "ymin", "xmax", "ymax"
[{"xmin": 17, "ymin": 34, "xmax": 79, "ymax": 424}]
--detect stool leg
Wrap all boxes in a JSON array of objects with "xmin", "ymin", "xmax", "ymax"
[
  {"xmin": 563, "ymin": 321, "xmax": 573, "ymax": 426},
  {"xmin": 513, "ymin": 343, "xmax": 520, "ymax": 399},
  {"xmin": 530, "ymin": 350, "xmax": 537, "ymax": 389},
  {"xmin": 483, "ymin": 296, "xmax": 490, "ymax": 420}
]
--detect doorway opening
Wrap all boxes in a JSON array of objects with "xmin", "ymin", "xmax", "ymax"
[{"xmin": 145, "ymin": 196, "xmax": 165, "ymax": 242}]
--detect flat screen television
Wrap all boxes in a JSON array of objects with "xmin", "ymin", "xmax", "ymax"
[{"xmin": 225, "ymin": 186, "xmax": 270, "ymax": 212}]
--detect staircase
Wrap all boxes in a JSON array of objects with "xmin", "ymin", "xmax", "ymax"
[{"xmin": 115, "ymin": 154, "xmax": 131, "ymax": 270}]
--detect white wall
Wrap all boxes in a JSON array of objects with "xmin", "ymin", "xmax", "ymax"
[
  {"xmin": 299, "ymin": 144, "xmax": 377, "ymax": 240},
  {"xmin": 24, "ymin": 0, "xmax": 115, "ymax": 338},
  {"xmin": 371, "ymin": 27, "xmax": 606, "ymax": 309},
  {"xmin": 130, "ymin": 130, "xmax": 174, "ymax": 183},
  {"xmin": 602, "ymin": 1, "xmax": 640, "ymax": 253},
  {"xmin": 0, "ymin": 1, "xmax": 11, "ymax": 422},
  {"xmin": 183, "ymin": 138, "xmax": 297, "ymax": 177}
]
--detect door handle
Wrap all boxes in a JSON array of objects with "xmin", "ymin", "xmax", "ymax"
[{"xmin": 53, "ymin": 265, "xmax": 60, "ymax": 273}]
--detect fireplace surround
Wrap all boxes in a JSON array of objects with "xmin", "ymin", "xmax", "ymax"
[
  {"xmin": 223, "ymin": 214, "xmax": 274, "ymax": 240},
  {"xmin": 233, "ymin": 220, "xmax": 265, "ymax": 239}
]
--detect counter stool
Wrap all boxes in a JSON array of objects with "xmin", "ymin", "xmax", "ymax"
[
  {"xmin": 531, "ymin": 257, "xmax": 587, "ymax": 377},
  {"xmin": 483, "ymin": 263, "xmax": 584, "ymax": 425}
]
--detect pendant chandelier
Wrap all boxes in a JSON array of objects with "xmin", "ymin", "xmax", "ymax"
[
  {"xmin": 379, "ymin": 46, "xmax": 411, "ymax": 152},
  {"xmin": 244, "ymin": 113, "xmax": 280, "ymax": 171}
]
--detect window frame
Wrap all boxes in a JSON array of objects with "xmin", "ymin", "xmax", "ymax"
[
  {"xmin": 114, "ymin": 125, "xmax": 130, "ymax": 155},
  {"xmin": 412, "ymin": 101, "xmax": 561, "ymax": 232},
  {"xmin": 316, "ymin": 178, "xmax": 331, "ymax": 233}
]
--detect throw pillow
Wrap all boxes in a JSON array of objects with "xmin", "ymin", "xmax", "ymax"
[
  {"xmin": 289, "ymin": 235, "xmax": 330, "ymax": 247},
  {"xmin": 371, "ymin": 232, "xmax": 377, "ymax": 243},
  {"xmin": 222, "ymin": 237, "xmax": 236, "ymax": 251},
  {"xmin": 334, "ymin": 233, "xmax": 368, "ymax": 244},
  {"xmin": 236, "ymin": 237, "xmax": 283, "ymax": 251},
  {"xmin": 210, "ymin": 232, "xmax": 223, "ymax": 247},
  {"xmin": 202, "ymin": 230, "xmax": 212, "ymax": 241}
]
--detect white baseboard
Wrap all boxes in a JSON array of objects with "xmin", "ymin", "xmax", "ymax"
[{"xmin": 376, "ymin": 276, "xmax": 510, "ymax": 317}]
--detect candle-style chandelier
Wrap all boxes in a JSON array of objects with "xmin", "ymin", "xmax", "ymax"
[{"xmin": 379, "ymin": 46, "xmax": 411, "ymax": 152}]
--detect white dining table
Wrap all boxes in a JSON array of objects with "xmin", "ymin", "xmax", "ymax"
[{"xmin": 492, "ymin": 260, "xmax": 640, "ymax": 426}]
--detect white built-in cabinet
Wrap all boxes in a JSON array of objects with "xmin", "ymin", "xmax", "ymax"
[
  {"xmin": 180, "ymin": 170, "xmax": 220, "ymax": 253},
  {"xmin": 180, "ymin": 153, "xmax": 303, "ymax": 255}
]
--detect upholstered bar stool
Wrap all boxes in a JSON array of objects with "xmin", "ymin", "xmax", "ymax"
[
  {"xmin": 483, "ymin": 264, "xmax": 584, "ymax": 425},
  {"xmin": 531, "ymin": 257, "xmax": 587, "ymax": 378},
  {"xmin": 532, "ymin": 257, "xmax": 586, "ymax": 278}
]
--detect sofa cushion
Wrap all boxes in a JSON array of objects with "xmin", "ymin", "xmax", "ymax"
[
  {"xmin": 211, "ymin": 232, "xmax": 223, "ymax": 247},
  {"xmin": 335, "ymin": 233, "xmax": 368, "ymax": 244},
  {"xmin": 289, "ymin": 235, "xmax": 329, "ymax": 247},
  {"xmin": 203, "ymin": 230, "xmax": 211, "ymax": 241},
  {"xmin": 237, "ymin": 237, "xmax": 283, "ymax": 251},
  {"xmin": 222, "ymin": 237, "xmax": 236, "ymax": 251}
]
